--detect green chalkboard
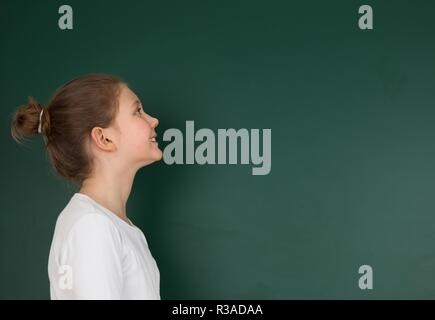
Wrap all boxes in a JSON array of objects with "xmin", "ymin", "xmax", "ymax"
[{"xmin": 1, "ymin": 0, "xmax": 435, "ymax": 299}]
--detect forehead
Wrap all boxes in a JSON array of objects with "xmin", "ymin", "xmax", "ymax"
[{"xmin": 119, "ymin": 85, "xmax": 139, "ymax": 109}]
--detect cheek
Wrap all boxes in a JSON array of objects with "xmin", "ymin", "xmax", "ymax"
[{"xmin": 125, "ymin": 120, "xmax": 151, "ymax": 149}]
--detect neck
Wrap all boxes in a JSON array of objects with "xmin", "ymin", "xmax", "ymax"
[{"xmin": 79, "ymin": 166, "xmax": 137, "ymax": 225}]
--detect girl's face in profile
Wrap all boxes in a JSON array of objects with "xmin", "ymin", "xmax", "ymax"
[{"xmin": 114, "ymin": 84, "xmax": 163, "ymax": 167}]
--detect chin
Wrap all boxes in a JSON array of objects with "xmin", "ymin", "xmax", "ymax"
[
  {"xmin": 145, "ymin": 150, "xmax": 163, "ymax": 165},
  {"xmin": 139, "ymin": 146, "xmax": 163, "ymax": 166},
  {"xmin": 153, "ymin": 150, "xmax": 163, "ymax": 161}
]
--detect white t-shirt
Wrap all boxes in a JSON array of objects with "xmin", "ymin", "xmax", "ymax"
[{"xmin": 48, "ymin": 192, "xmax": 161, "ymax": 300}]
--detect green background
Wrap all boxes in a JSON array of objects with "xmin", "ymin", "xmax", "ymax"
[{"xmin": 1, "ymin": 0, "xmax": 435, "ymax": 299}]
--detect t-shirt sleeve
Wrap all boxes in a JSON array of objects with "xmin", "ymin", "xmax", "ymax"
[{"xmin": 61, "ymin": 213, "xmax": 124, "ymax": 299}]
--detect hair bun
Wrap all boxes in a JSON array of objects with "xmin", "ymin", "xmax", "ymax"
[{"xmin": 10, "ymin": 96, "xmax": 49, "ymax": 144}]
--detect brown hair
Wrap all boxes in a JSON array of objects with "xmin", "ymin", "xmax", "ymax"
[{"xmin": 10, "ymin": 73, "xmax": 125, "ymax": 188}]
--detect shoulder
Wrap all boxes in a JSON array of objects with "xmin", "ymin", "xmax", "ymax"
[
  {"xmin": 71, "ymin": 210, "xmax": 116, "ymax": 229},
  {"xmin": 53, "ymin": 204, "xmax": 123, "ymax": 252},
  {"xmin": 67, "ymin": 210, "xmax": 122, "ymax": 246},
  {"xmin": 54, "ymin": 194, "xmax": 120, "ymax": 240},
  {"xmin": 50, "ymin": 210, "xmax": 125, "ymax": 267}
]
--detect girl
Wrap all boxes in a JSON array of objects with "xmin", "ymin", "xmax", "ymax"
[{"xmin": 10, "ymin": 73, "xmax": 162, "ymax": 299}]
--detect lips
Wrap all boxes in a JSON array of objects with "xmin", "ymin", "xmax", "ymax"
[{"xmin": 149, "ymin": 133, "xmax": 158, "ymax": 143}]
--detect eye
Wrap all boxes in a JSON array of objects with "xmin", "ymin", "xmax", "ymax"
[{"xmin": 136, "ymin": 106, "xmax": 142, "ymax": 114}]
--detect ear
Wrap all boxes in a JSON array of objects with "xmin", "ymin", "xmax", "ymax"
[{"xmin": 90, "ymin": 127, "xmax": 117, "ymax": 152}]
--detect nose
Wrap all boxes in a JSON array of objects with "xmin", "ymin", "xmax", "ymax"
[{"xmin": 150, "ymin": 116, "xmax": 159, "ymax": 128}]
